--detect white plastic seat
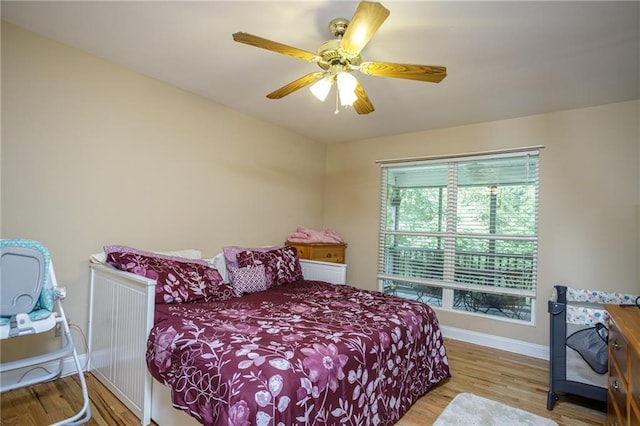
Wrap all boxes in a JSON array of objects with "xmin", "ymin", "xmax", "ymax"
[{"xmin": 0, "ymin": 239, "xmax": 91, "ymax": 425}]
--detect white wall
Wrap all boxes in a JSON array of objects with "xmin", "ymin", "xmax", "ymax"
[
  {"xmin": 1, "ymin": 23, "xmax": 327, "ymax": 360},
  {"xmin": 324, "ymin": 100, "xmax": 639, "ymax": 346}
]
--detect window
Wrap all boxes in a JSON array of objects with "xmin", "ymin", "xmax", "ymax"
[{"xmin": 378, "ymin": 151, "xmax": 539, "ymax": 322}]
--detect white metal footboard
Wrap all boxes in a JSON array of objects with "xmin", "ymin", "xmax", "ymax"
[{"xmin": 87, "ymin": 259, "xmax": 346, "ymax": 425}]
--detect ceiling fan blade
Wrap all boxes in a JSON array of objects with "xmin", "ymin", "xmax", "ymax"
[
  {"xmin": 233, "ymin": 32, "xmax": 319, "ymax": 62},
  {"xmin": 340, "ymin": 1, "xmax": 390, "ymax": 56},
  {"xmin": 353, "ymin": 82, "xmax": 374, "ymax": 114},
  {"xmin": 266, "ymin": 72, "xmax": 325, "ymax": 99},
  {"xmin": 359, "ymin": 62, "xmax": 447, "ymax": 83}
]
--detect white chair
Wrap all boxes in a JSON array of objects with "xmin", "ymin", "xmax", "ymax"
[{"xmin": 0, "ymin": 239, "xmax": 91, "ymax": 425}]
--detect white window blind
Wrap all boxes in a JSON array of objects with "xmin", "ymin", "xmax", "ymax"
[{"xmin": 378, "ymin": 151, "xmax": 539, "ymax": 320}]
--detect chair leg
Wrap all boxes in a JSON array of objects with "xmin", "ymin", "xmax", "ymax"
[
  {"xmin": 49, "ymin": 339, "xmax": 91, "ymax": 425},
  {"xmin": 49, "ymin": 306, "xmax": 91, "ymax": 425}
]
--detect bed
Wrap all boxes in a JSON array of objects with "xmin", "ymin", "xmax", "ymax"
[{"xmin": 88, "ymin": 245, "xmax": 450, "ymax": 425}]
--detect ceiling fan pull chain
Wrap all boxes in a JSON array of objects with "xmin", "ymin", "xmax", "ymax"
[{"xmin": 334, "ymin": 87, "xmax": 340, "ymax": 115}]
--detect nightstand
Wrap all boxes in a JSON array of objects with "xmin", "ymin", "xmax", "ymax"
[{"xmin": 285, "ymin": 241, "xmax": 346, "ymax": 264}]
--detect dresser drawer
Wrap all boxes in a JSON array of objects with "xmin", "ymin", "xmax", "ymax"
[
  {"xmin": 610, "ymin": 360, "xmax": 629, "ymax": 426},
  {"xmin": 631, "ymin": 398, "xmax": 640, "ymax": 426},
  {"xmin": 285, "ymin": 242, "xmax": 346, "ymax": 264},
  {"xmin": 608, "ymin": 395, "xmax": 623, "ymax": 426},
  {"xmin": 308, "ymin": 245, "xmax": 344, "ymax": 263},
  {"xmin": 610, "ymin": 319, "xmax": 629, "ymax": 376},
  {"xmin": 632, "ymin": 347, "xmax": 640, "ymax": 411}
]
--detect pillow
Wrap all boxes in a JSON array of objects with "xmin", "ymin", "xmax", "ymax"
[
  {"xmin": 208, "ymin": 252, "xmax": 229, "ymax": 283},
  {"xmin": 105, "ymin": 246, "xmax": 234, "ymax": 304},
  {"xmin": 237, "ymin": 246, "xmax": 303, "ymax": 288},
  {"xmin": 229, "ymin": 265, "xmax": 268, "ymax": 296},
  {"xmin": 236, "ymin": 251, "xmax": 278, "ymax": 288},
  {"xmin": 222, "ymin": 245, "xmax": 279, "ymax": 288},
  {"xmin": 222, "ymin": 245, "xmax": 277, "ymax": 271}
]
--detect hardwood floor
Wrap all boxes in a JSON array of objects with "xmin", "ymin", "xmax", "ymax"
[
  {"xmin": 0, "ymin": 339, "xmax": 606, "ymax": 425},
  {"xmin": 398, "ymin": 339, "xmax": 606, "ymax": 426}
]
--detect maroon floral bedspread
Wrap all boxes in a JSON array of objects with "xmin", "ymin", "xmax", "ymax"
[{"xmin": 147, "ymin": 280, "xmax": 450, "ymax": 426}]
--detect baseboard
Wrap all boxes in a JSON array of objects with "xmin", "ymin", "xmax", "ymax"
[
  {"xmin": 441, "ymin": 325, "xmax": 550, "ymax": 360},
  {"xmin": 0, "ymin": 353, "xmax": 88, "ymax": 389}
]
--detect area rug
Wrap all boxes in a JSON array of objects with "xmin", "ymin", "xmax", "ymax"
[{"xmin": 433, "ymin": 393, "xmax": 558, "ymax": 426}]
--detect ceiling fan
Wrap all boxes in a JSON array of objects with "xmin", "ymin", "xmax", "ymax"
[{"xmin": 232, "ymin": 1, "xmax": 447, "ymax": 115}]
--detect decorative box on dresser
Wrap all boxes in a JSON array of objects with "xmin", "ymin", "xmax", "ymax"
[
  {"xmin": 606, "ymin": 304, "xmax": 640, "ymax": 426},
  {"xmin": 285, "ymin": 241, "xmax": 346, "ymax": 264}
]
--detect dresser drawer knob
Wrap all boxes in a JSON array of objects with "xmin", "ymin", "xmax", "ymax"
[
  {"xmin": 613, "ymin": 340, "xmax": 621, "ymax": 351},
  {"xmin": 326, "ymin": 253, "xmax": 332, "ymax": 258}
]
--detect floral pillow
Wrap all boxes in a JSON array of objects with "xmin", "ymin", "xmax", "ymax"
[
  {"xmin": 105, "ymin": 246, "xmax": 235, "ymax": 304},
  {"xmin": 222, "ymin": 245, "xmax": 277, "ymax": 271},
  {"xmin": 236, "ymin": 246, "xmax": 303, "ymax": 288},
  {"xmin": 228, "ymin": 264, "xmax": 268, "ymax": 296}
]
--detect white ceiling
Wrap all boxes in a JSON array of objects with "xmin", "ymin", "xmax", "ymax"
[{"xmin": 2, "ymin": 1, "xmax": 639, "ymax": 144}]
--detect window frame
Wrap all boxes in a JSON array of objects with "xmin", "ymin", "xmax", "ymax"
[{"xmin": 377, "ymin": 149, "xmax": 540, "ymax": 324}]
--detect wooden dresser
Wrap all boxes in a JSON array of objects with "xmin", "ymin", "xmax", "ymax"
[
  {"xmin": 605, "ymin": 304, "xmax": 640, "ymax": 426},
  {"xmin": 285, "ymin": 241, "xmax": 346, "ymax": 264}
]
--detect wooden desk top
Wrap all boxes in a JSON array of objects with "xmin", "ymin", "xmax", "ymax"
[{"xmin": 606, "ymin": 304, "xmax": 640, "ymax": 351}]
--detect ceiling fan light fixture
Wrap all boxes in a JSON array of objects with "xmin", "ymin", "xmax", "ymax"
[
  {"xmin": 309, "ymin": 76, "xmax": 332, "ymax": 102},
  {"xmin": 337, "ymin": 72, "xmax": 358, "ymax": 106},
  {"xmin": 339, "ymin": 88, "xmax": 358, "ymax": 107},
  {"xmin": 233, "ymin": 1, "xmax": 445, "ymax": 115}
]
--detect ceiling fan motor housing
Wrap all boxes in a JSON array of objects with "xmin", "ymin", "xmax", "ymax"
[{"xmin": 316, "ymin": 39, "xmax": 361, "ymax": 71}]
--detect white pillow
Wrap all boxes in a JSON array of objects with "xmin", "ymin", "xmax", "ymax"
[{"xmin": 208, "ymin": 252, "xmax": 229, "ymax": 283}]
